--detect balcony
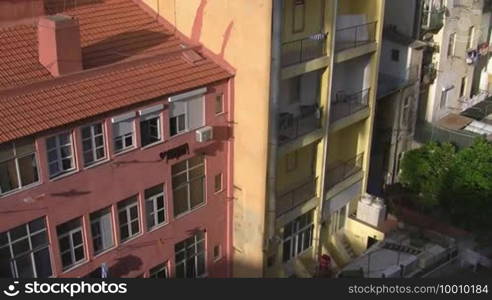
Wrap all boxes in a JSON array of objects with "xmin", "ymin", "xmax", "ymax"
[
  {"xmin": 377, "ymin": 65, "xmax": 419, "ymax": 98},
  {"xmin": 282, "ymin": 33, "xmax": 328, "ymax": 68},
  {"xmin": 421, "ymin": 7, "xmax": 445, "ymax": 32},
  {"xmin": 325, "ymin": 153, "xmax": 364, "ymax": 191},
  {"xmin": 330, "ymin": 88, "xmax": 370, "ymax": 125},
  {"xmin": 278, "ymin": 105, "xmax": 322, "ymax": 145},
  {"xmin": 335, "ymin": 22, "xmax": 377, "ymax": 53},
  {"xmin": 277, "ymin": 177, "xmax": 318, "ymax": 217}
]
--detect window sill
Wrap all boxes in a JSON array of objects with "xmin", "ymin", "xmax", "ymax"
[
  {"xmin": 92, "ymin": 245, "xmax": 117, "ymax": 259},
  {"xmin": 120, "ymin": 232, "xmax": 143, "ymax": 245},
  {"xmin": 49, "ymin": 169, "xmax": 79, "ymax": 182},
  {"xmin": 0, "ymin": 181, "xmax": 42, "ymax": 199},
  {"xmin": 141, "ymin": 140, "xmax": 165, "ymax": 151},
  {"xmin": 113, "ymin": 147, "xmax": 138, "ymax": 157},
  {"xmin": 83, "ymin": 158, "xmax": 111, "ymax": 170},
  {"xmin": 61, "ymin": 259, "xmax": 88, "ymax": 274},
  {"xmin": 173, "ymin": 203, "xmax": 207, "ymax": 220},
  {"xmin": 147, "ymin": 221, "xmax": 169, "ymax": 233}
]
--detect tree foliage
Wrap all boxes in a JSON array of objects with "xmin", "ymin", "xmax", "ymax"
[{"xmin": 399, "ymin": 138, "xmax": 492, "ymax": 230}]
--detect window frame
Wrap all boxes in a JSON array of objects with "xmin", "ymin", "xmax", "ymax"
[
  {"xmin": 149, "ymin": 262, "xmax": 168, "ymax": 278},
  {"xmin": 282, "ymin": 210, "xmax": 314, "ymax": 262},
  {"xmin": 89, "ymin": 207, "xmax": 115, "ymax": 256},
  {"xmin": 168, "ymin": 88, "xmax": 206, "ymax": 138},
  {"xmin": 292, "ymin": 0, "xmax": 306, "ymax": 34},
  {"xmin": 57, "ymin": 218, "xmax": 86, "ymax": 270},
  {"xmin": 172, "ymin": 156, "xmax": 206, "ymax": 217},
  {"xmin": 174, "ymin": 231, "xmax": 206, "ymax": 278},
  {"xmin": 0, "ymin": 217, "xmax": 52, "ymax": 278},
  {"xmin": 80, "ymin": 122, "xmax": 107, "ymax": 167},
  {"xmin": 215, "ymin": 94, "xmax": 225, "ymax": 115},
  {"xmin": 117, "ymin": 196, "xmax": 141, "ymax": 243},
  {"xmin": 46, "ymin": 132, "xmax": 76, "ymax": 179},
  {"xmin": 447, "ymin": 32, "xmax": 456, "ymax": 57},
  {"xmin": 112, "ymin": 113, "xmax": 136, "ymax": 154},
  {"xmin": 145, "ymin": 184, "xmax": 167, "ymax": 231},
  {"xmin": 0, "ymin": 138, "xmax": 40, "ymax": 195},
  {"xmin": 139, "ymin": 105, "xmax": 164, "ymax": 148}
]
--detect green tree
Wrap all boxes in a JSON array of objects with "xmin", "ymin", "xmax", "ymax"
[
  {"xmin": 399, "ymin": 142, "xmax": 456, "ymax": 209},
  {"xmin": 441, "ymin": 138, "xmax": 492, "ymax": 230}
]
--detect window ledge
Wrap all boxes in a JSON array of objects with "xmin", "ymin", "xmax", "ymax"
[
  {"xmin": 92, "ymin": 245, "xmax": 117, "ymax": 259},
  {"xmin": 83, "ymin": 158, "xmax": 111, "ymax": 170},
  {"xmin": 0, "ymin": 181, "xmax": 42, "ymax": 199},
  {"xmin": 49, "ymin": 169, "xmax": 79, "ymax": 182},
  {"xmin": 173, "ymin": 203, "xmax": 207, "ymax": 220},
  {"xmin": 113, "ymin": 147, "xmax": 138, "ymax": 158},
  {"xmin": 147, "ymin": 221, "xmax": 169, "ymax": 233},
  {"xmin": 61, "ymin": 259, "xmax": 88, "ymax": 275},
  {"xmin": 120, "ymin": 232, "xmax": 143, "ymax": 245},
  {"xmin": 140, "ymin": 140, "xmax": 165, "ymax": 151}
]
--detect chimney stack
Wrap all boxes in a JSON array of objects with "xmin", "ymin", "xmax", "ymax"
[{"xmin": 38, "ymin": 15, "xmax": 83, "ymax": 77}]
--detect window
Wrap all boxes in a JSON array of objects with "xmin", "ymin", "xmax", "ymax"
[
  {"xmin": 57, "ymin": 218, "xmax": 85, "ymax": 269},
  {"xmin": 0, "ymin": 138, "xmax": 39, "ymax": 195},
  {"xmin": 447, "ymin": 33, "xmax": 456, "ymax": 57},
  {"xmin": 215, "ymin": 94, "xmax": 224, "ymax": 115},
  {"xmin": 391, "ymin": 49, "xmax": 400, "ymax": 62},
  {"xmin": 282, "ymin": 210, "xmax": 314, "ymax": 262},
  {"xmin": 401, "ymin": 96, "xmax": 411, "ymax": 127},
  {"xmin": 213, "ymin": 245, "xmax": 222, "ymax": 261},
  {"xmin": 172, "ymin": 156, "xmax": 205, "ymax": 216},
  {"xmin": 46, "ymin": 132, "xmax": 75, "ymax": 178},
  {"xmin": 81, "ymin": 123, "xmax": 106, "ymax": 167},
  {"xmin": 169, "ymin": 91, "xmax": 205, "ymax": 137},
  {"xmin": 440, "ymin": 86, "xmax": 454, "ymax": 109},
  {"xmin": 118, "ymin": 196, "xmax": 140, "ymax": 242},
  {"xmin": 90, "ymin": 208, "xmax": 114, "ymax": 255},
  {"xmin": 145, "ymin": 185, "xmax": 166, "ymax": 230},
  {"xmin": 149, "ymin": 263, "xmax": 168, "ymax": 278},
  {"xmin": 112, "ymin": 113, "xmax": 136, "ymax": 153},
  {"xmin": 214, "ymin": 173, "xmax": 223, "ymax": 193},
  {"xmin": 174, "ymin": 231, "xmax": 205, "ymax": 278},
  {"xmin": 467, "ymin": 26, "xmax": 475, "ymax": 50},
  {"xmin": 286, "ymin": 151, "xmax": 297, "ymax": 172},
  {"xmin": 0, "ymin": 218, "xmax": 52, "ymax": 278},
  {"xmin": 460, "ymin": 77, "xmax": 467, "ymax": 98},
  {"xmin": 292, "ymin": 0, "xmax": 305, "ymax": 33},
  {"xmin": 140, "ymin": 105, "xmax": 163, "ymax": 147}
]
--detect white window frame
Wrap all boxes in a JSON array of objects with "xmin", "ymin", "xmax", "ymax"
[
  {"xmin": 172, "ymin": 156, "xmax": 206, "ymax": 217},
  {"xmin": 57, "ymin": 219, "xmax": 86, "ymax": 270},
  {"xmin": 112, "ymin": 112, "xmax": 136, "ymax": 154},
  {"xmin": 145, "ymin": 185, "xmax": 166, "ymax": 230},
  {"xmin": 168, "ymin": 87, "xmax": 206, "ymax": 137},
  {"xmin": 174, "ymin": 231, "xmax": 206, "ymax": 278},
  {"xmin": 46, "ymin": 132, "xmax": 75, "ymax": 179},
  {"xmin": 149, "ymin": 262, "xmax": 168, "ymax": 278},
  {"xmin": 118, "ymin": 197, "xmax": 140, "ymax": 243},
  {"xmin": 0, "ymin": 139, "xmax": 39, "ymax": 195},
  {"xmin": 0, "ymin": 218, "xmax": 52, "ymax": 278},
  {"xmin": 81, "ymin": 122, "xmax": 106, "ymax": 167},
  {"xmin": 282, "ymin": 210, "xmax": 314, "ymax": 262},
  {"xmin": 89, "ymin": 208, "xmax": 114, "ymax": 255}
]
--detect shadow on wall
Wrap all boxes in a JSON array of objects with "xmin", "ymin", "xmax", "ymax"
[
  {"xmin": 108, "ymin": 254, "xmax": 143, "ymax": 278},
  {"xmin": 82, "ymin": 29, "xmax": 173, "ymax": 68}
]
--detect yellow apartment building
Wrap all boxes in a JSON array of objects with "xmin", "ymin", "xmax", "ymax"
[{"xmin": 140, "ymin": 0, "xmax": 386, "ymax": 277}]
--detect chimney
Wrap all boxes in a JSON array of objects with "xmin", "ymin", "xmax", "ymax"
[{"xmin": 38, "ymin": 14, "xmax": 83, "ymax": 77}]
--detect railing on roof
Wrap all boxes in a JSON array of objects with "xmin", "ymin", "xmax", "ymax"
[{"xmin": 414, "ymin": 121, "xmax": 478, "ymax": 149}]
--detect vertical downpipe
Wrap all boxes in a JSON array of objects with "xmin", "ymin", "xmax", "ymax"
[{"xmin": 266, "ymin": 0, "xmax": 283, "ymax": 245}]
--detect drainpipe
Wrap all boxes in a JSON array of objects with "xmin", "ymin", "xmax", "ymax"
[{"xmin": 266, "ymin": 0, "xmax": 283, "ymax": 243}]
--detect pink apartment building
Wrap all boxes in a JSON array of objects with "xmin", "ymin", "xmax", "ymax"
[{"xmin": 0, "ymin": 0, "xmax": 234, "ymax": 278}]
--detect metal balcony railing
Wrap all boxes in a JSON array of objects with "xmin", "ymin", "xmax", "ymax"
[
  {"xmin": 277, "ymin": 177, "xmax": 318, "ymax": 217},
  {"xmin": 330, "ymin": 88, "xmax": 370, "ymax": 124},
  {"xmin": 335, "ymin": 22, "xmax": 377, "ymax": 52},
  {"xmin": 325, "ymin": 153, "xmax": 364, "ymax": 190},
  {"xmin": 278, "ymin": 105, "xmax": 322, "ymax": 144},
  {"xmin": 282, "ymin": 33, "xmax": 328, "ymax": 67}
]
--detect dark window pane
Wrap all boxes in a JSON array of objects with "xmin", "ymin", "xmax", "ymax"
[
  {"xmin": 9, "ymin": 225, "xmax": 27, "ymax": 241},
  {"xmin": 190, "ymin": 178, "xmax": 204, "ymax": 208},
  {"xmin": 175, "ymin": 263, "xmax": 185, "ymax": 278},
  {"xmin": 74, "ymin": 246, "xmax": 85, "ymax": 262},
  {"xmin": 61, "ymin": 252, "xmax": 72, "ymax": 267},
  {"xmin": 18, "ymin": 154, "xmax": 38, "ymax": 186},
  {"xmin": 0, "ymin": 255, "xmax": 12, "ymax": 277},
  {"xmin": 282, "ymin": 241, "xmax": 291, "ymax": 262},
  {"xmin": 29, "ymin": 218, "xmax": 45, "ymax": 233},
  {"xmin": 72, "ymin": 231, "xmax": 82, "ymax": 246},
  {"xmin": 130, "ymin": 221, "xmax": 139, "ymax": 236},
  {"xmin": 30, "ymin": 232, "xmax": 47, "ymax": 249},
  {"xmin": 0, "ymin": 160, "xmax": 19, "ymax": 193},
  {"xmin": 15, "ymin": 254, "xmax": 34, "ymax": 278},
  {"xmin": 173, "ymin": 187, "xmax": 189, "ymax": 216},
  {"xmin": 59, "ymin": 237, "xmax": 70, "ymax": 252},
  {"xmin": 33, "ymin": 248, "xmax": 52, "ymax": 278}
]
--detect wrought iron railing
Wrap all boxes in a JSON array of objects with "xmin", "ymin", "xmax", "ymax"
[
  {"xmin": 335, "ymin": 22, "xmax": 377, "ymax": 52},
  {"xmin": 282, "ymin": 33, "xmax": 328, "ymax": 67},
  {"xmin": 421, "ymin": 7, "xmax": 445, "ymax": 31},
  {"xmin": 278, "ymin": 106, "xmax": 322, "ymax": 144},
  {"xmin": 325, "ymin": 153, "xmax": 364, "ymax": 190},
  {"xmin": 276, "ymin": 177, "xmax": 318, "ymax": 216},
  {"xmin": 378, "ymin": 65, "xmax": 420, "ymax": 98},
  {"xmin": 330, "ymin": 88, "xmax": 370, "ymax": 123}
]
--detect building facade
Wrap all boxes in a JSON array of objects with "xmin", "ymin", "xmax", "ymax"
[
  {"xmin": 0, "ymin": 0, "xmax": 234, "ymax": 278},
  {"xmin": 142, "ymin": 0, "xmax": 387, "ymax": 277}
]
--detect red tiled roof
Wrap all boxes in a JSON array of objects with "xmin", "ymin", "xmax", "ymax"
[
  {"xmin": 0, "ymin": 0, "xmax": 232, "ymax": 143},
  {"xmin": 0, "ymin": 54, "xmax": 230, "ymax": 144}
]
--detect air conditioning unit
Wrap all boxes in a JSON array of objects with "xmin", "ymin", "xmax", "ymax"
[{"xmin": 196, "ymin": 126, "xmax": 213, "ymax": 142}]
